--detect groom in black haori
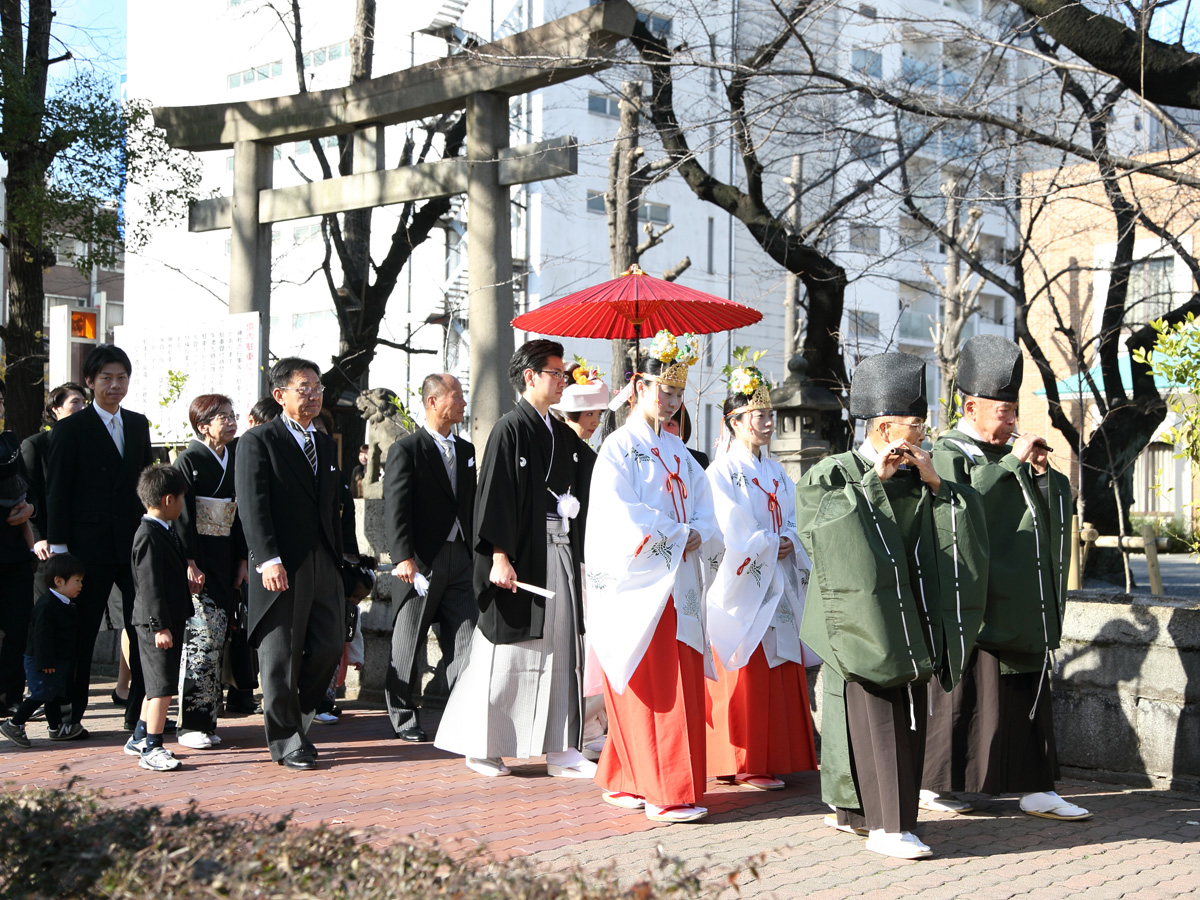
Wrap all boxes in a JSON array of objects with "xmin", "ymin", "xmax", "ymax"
[
  {"xmin": 797, "ymin": 352, "xmax": 988, "ymax": 860},
  {"xmin": 920, "ymin": 334, "xmax": 1090, "ymax": 821}
]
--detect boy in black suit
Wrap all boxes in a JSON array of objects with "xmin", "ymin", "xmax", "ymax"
[
  {"xmin": 124, "ymin": 465, "xmax": 191, "ymax": 772},
  {"xmin": 0, "ymin": 553, "xmax": 83, "ymax": 749}
]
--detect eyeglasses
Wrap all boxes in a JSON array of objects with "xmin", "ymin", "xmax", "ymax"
[
  {"xmin": 886, "ymin": 420, "xmax": 929, "ymax": 436},
  {"xmin": 206, "ymin": 412, "xmax": 237, "ymax": 423},
  {"xmin": 282, "ymin": 385, "xmax": 325, "ymax": 397},
  {"xmin": 538, "ymin": 369, "xmax": 568, "ymax": 382}
]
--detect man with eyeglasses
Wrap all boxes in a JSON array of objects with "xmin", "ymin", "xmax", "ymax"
[
  {"xmin": 235, "ymin": 357, "xmax": 344, "ymax": 770},
  {"xmin": 796, "ymin": 351, "xmax": 988, "ymax": 859},
  {"xmin": 46, "ymin": 344, "xmax": 154, "ymax": 739},
  {"xmin": 921, "ymin": 334, "xmax": 1089, "ymax": 821},
  {"xmin": 435, "ymin": 339, "xmax": 596, "ymax": 780}
]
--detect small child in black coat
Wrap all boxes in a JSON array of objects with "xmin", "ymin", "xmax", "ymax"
[
  {"xmin": 125, "ymin": 464, "xmax": 191, "ymax": 772},
  {"xmin": 0, "ymin": 553, "xmax": 83, "ymax": 749}
]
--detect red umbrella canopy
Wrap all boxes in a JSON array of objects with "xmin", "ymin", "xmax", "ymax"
[{"xmin": 511, "ymin": 264, "xmax": 763, "ymax": 339}]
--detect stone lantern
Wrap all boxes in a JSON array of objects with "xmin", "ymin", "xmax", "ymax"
[{"xmin": 769, "ymin": 354, "xmax": 843, "ymax": 483}]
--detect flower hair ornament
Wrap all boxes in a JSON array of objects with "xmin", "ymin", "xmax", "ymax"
[
  {"xmin": 726, "ymin": 365, "xmax": 773, "ymax": 416},
  {"xmin": 643, "ymin": 329, "xmax": 700, "ymax": 389},
  {"xmin": 571, "ymin": 356, "xmax": 603, "ymax": 386}
]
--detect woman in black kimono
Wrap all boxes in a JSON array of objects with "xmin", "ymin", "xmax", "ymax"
[{"xmin": 173, "ymin": 393, "xmax": 248, "ymax": 749}]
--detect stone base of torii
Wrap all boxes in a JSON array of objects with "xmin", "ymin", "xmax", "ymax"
[{"xmin": 152, "ymin": 1, "xmax": 637, "ymax": 446}]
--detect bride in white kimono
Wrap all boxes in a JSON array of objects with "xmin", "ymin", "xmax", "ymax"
[
  {"xmin": 584, "ymin": 331, "xmax": 721, "ymax": 823},
  {"xmin": 704, "ymin": 365, "xmax": 819, "ymax": 790}
]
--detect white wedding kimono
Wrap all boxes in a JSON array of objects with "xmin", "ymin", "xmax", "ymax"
[
  {"xmin": 583, "ymin": 415, "xmax": 721, "ymax": 694},
  {"xmin": 706, "ymin": 442, "xmax": 819, "ymax": 670}
]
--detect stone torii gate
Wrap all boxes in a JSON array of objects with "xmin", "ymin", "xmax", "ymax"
[{"xmin": 152, "ymin": 1, "xmax": 636, "ymax": 445}]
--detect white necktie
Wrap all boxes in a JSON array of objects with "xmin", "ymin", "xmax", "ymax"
[{"xmin": 109, "ymin": 413, "xmax": 125, "ymax": 457}]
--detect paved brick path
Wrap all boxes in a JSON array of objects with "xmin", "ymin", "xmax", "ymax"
[{"xmin": 3, "ymin": 682, "xmax": 1199, "ymax": 899}]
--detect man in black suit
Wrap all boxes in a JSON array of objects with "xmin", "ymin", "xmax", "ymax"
[
  {"xmin": 235, "ymin": 357, "xmax": 344, "ymax": 770},
  {"xmin": 383, "ymin": 374, "xmax": 477, "ymax": 742},
  {"xmin": 46, "ymin": 346, "xmax": 155, "ymax": 736}
]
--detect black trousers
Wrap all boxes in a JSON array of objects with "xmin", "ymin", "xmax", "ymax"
[
  {"xmin": 251, "ymin": 549, "xmax": 344, "ymax": 761},
  {"xmin": 922, "ymin": 649, "xmax": 1058, "ymax": 795},
  {"xmin": 66, "ymin": 561, "xmax": 142, "ymax": 726},
  {"xmin": 0, "ymin": 560, "xmax": 35, "ymax": 709},
  {"xmin": 384, "ymin": 537, "xmax": 477, "ymax": 733},
  {"xmin": 838, "ymin": 680, "xmax": 928, "ymax": 834}
]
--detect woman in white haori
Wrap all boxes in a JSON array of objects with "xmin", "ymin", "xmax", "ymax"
[
  {"xmin": 585, "ymin": 332, "xmax": 721, "ymax": 823},
  {"xmin": 705, "ymin": 365, "xmax": 818, "ymax": 790}
]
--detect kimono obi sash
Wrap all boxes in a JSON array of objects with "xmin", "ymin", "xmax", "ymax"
[{"xmin": 195, "ymin": 497, "xmax": 237, "ymax": 537}]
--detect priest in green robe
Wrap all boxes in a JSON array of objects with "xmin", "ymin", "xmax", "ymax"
[
  {"xmin": 920, "ymin": 334, "xmax": 1091, "ymax": 821},
  {"xmin": 797, "ymin": 352, "xmax": 988, "ymax": 860}
]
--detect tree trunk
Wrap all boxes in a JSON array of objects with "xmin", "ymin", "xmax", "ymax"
[
  {"xmin": 325, "ymin": 0, "xmax": 376, "ymax": 472},
  {"xmin": 0, "ymin": 0, "xmax": 54, "ymax": 439},
  {"xmin": 607, "ymin": 80, "xmax": 642, "ymax": 394},
  {"xmin": 2, "ymin": 203, "xmax": 50, "ymax": 439}
]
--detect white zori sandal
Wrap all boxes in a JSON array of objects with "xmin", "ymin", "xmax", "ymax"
[
  {"xmin": 645, "ymin": 803, "xmax": 707, "ymax": 823},
  {"xmin": 602, "ymin": 791, "xmax": 645, "ymax": 810},
  {"xmin": 1019, "ymin": 791, "xmax": 1092, "ymax": 820}
]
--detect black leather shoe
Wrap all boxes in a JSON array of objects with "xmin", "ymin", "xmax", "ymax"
[
  {"xmin": 278, "ymin": 748, "xmax": 317, "ymax": 770},
  {"xmin": 111, "ymin": 689, "xmax": 129, "ymax": 707},
  {"xmin": 397, "ymin": 725, "xmax": 428, "ymax": 743}
]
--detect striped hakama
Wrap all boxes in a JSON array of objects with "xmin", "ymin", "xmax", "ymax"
[{"xmin": 434, "ymin": 517, "xmax": 583, "ymax": 759}]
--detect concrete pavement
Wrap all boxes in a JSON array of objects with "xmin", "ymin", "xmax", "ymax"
[{"xmin": 2, "ymin": 682, "xmax": 1199, "ymax": 899}]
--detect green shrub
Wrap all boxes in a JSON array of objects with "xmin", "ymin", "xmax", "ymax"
[{"xmin": 0, "ymin": 785, "xmax": 759, "ymax": 900}]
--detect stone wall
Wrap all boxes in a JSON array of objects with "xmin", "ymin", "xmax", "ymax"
[{"xmin": 1052, "ymin": 590, "xmax": 1200, "ymax": 791}]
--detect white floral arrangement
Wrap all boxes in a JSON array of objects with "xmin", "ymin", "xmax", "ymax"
[
  {"xmin": 674, "ymin": 333, "xmax": 701, "ymax": 366},
  {"xmin": 729, "ymin": 366, "xmax": 769, "ymax": 396},
  {"xmin": 648, "ymin": 330, "xmax": 679, "ymax": 363}
]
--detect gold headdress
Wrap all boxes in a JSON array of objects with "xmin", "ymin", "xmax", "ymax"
[
  {"xmin": 643, "ymin": 330, "xmax": 699, "ymax": 389},
  {"xmin": 725, "ymin": 364, "xmax": 772, "ymax": 416}
]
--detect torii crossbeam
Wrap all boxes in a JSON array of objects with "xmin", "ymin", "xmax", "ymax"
[{"xmin": 152, "ymin": 0, "xmax": 636, "ymax": 444}]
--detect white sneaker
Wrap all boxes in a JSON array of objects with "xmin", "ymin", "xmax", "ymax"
[
  {"xmin": 123, "ymin": 735, "xmax": 149, "ymax": 757},
  {"xmin": 466, "ymin": 756, "xmax": 511, "ymax": 777},
  {"xmin": 865, "ymin": 830, "xmax": 932, "ymax": 859},
  {"xmin": 919, "ymin": 788, "xmax": 974, "ymax": 813},
  {"xmin": 1019, "ymin": 791, "xmax": 1092, "ymax": 820},
  {"xmin": 177, "ymin": 731, "xmax": 214, "ymax": 750},
  {"xmin": 138, "ymin": 746, "xmax": 182, "ymax": 772}
]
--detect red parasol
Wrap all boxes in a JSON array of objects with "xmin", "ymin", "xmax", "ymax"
[{"xmin": 511, "ymin": 264, "xmax": 762, "ymax": 343}]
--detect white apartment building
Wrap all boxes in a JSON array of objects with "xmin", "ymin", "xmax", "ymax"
[{"xmin": 125, "ymin": 0, "xmax": 1050, "ymax": 450}]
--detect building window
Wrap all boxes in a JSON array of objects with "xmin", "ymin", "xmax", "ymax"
[
  {"xmin": 292, "ymin": 310, "xmax": 337, "ymax": 330},
  {"xmin": 293, "ymin": 223, "xmax": 323, "ymax": 243},
  {"xmin": 226, "ymin": 155, "xmax": 235, "ymax": 171},
  {"xmin": 851, "ymin": 48, "xmax": 882, "ymax": 79},
  {"xmin": 1128, "ymin": 257, "xmax": 1174, "ymax": 321},
  {"xmin": 637, "ymin": 11, "xmax": 672, "ymax": 39},
  {"xmin": 588, "ymin": 92, "xmax": 621, "ymax": 118},
  {"xmin": 846, "ymin": 309, "xmax": 881, "ymax": 340},
  {"xmin": 851, "ymin": 133, "xmax": 883, "ymax": 163},
  {"xmin": 302, "ymin": 40, "xmax": 351, "ymax": 70},
  {"xmin": 586, "ymin": 190, "xmax": 607, "ymax": 215},
  {"xmin": 639, "ymin": 200, "xmax": 670, "ymax": 225},
  {"xmin": 848, "ymin": 225, "xmax": 881, "ymax": 253},
  {"xmin": 294, "ymin": 135, "xmax": 338, "ymax": 156},
  {"xmin": 228, "ymin": 59, "xmax": 284, "ymax": 89},
  {"xmin": 707, "ymin": 217, "xmax": 715, "ymax": 274}
]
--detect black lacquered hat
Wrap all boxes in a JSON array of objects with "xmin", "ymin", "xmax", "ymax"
[
  {"xmin": 849, "ymin": 352, "xmax": 928, "ymax": 419},
  {"xmin": 957, "ymin": 334, "xmax": 1023, "ymax": 401}
]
